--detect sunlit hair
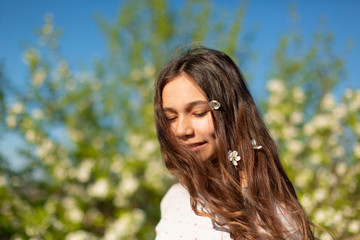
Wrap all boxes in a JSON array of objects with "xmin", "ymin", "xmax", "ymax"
[{"xmin": 154, "ymin": 46, "xmax": 316, "ymax": 239}]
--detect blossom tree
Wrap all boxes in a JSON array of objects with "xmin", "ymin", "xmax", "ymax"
[
  {"xmin": 264, "ymin": 32, "xmax": 360, "ymax": 239},
  {"xmin": 0, "ymin": 1, "xmax": 248, "ymax": 239},
  {"xmin": 0, "ymin": 1, "xmax": 359, "ymax": 239}
]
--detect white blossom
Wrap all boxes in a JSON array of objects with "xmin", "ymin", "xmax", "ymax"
[
  {"xmin": 87, "ymin": 178, "xmax": 109, "ymax": 199},
  {"xmin": 36, "ymin": 139, "xmax": 54, "ymax": 158},
  {"xmin": 303, "ymin": 123, "xmax": 315, "ymax": 135},
  {"xmin": 144, "ymin": 64, "xmax": 155, "ymax": 78},
  {"xmin": 310, "ymin": 153, "xmax": 322, "ymax": 164},
  {"xmin": 309, "ymin": 137, "xmax": 322, "ymax": 150},
  {"xmin": 314, "ymin": 188, "xmax": 327, "ymax": 202},
  {"xmin": 267, "ymin": 78, "xmax": 285, "ymax": 94},
  {"xmin": 290, "ymin": 111, "xmax": 303, "ymax": 124},
  {"xmin": 348, "ymin": 181, "xmax": 357, "ymax": 193},
  {"xmin": 334, "ymin": 146, "xmax": 345, "ymax": 158},
  {"xmin": 53, "ymin": 162, "xmax": 68, "ymax": 181},
  {"xmin": 103, "ymin": 209, "xmax": 144, "ymax": 240},
  {"xmin": 268, "ymin": 94, "xmax": 282, "ymax": 106},
  {"xmin": 333, "ymin": 103, "xmax": 347, "ymax": 119},
  {"xmin": 44, "ymin": 199, "xmax": 56, "ymax": 214},
  {"xmin": 43, "ymin": 155, "xmax": 55, "ymax": 165},
  {"xmin": 354, "ymin": 142, "xmax": 360, "ymax": 158},
  {"xmin": 348, "ymin": 220, "xmax": 360, "ymax": 233},
  {"xmin": 264, "ymin": 109, "xmax": 285, "ymax": 125},
  {"xmin": 62, "ymin": 197, "xmax": 76, "ymax": 209},
  {"xmin": 144, "ymin": 158, "xmax": 170, "ymax": 191},
  {"xmin": 283, "ymin": 126, "xmax": 299, "ymax": 138},
  {"xmin": 321, "ymin": 93, "xmax": 335, "ymax": 110},
  {"xmin": 292, "ymin": 87, "xmax": 305, "ymax": 103},
  {"xmin": 319, "ymin": 232, "xmax": 333, "ymax": 240},
  {"xmin": 228, "ymin": 150, "xmax": 241, "ymax": 166},
  {"xmin": 6, "ymin": 115, "xmax": 17, "ymax": 128},
  {"xmin": 31, "ymin": 109, "xmax": 44, "ymax": 119},
  {"xmin": 32, "ymin": 69, "xmax": 47, "ymax": 87},
  {"xmin": 312, "ymin": 114, "xmax": 331, "ymax": 129},
  {"xmin": 23, "ymin": 48, "xmax": 39, "ymax": 65},
  {"xmin": 344, "ymin": 89, "xmax": 354, "ymax": 99},
  {"xmin": 327, "ymin": 173, "xmax": 337, "ymax": 186},
  {"xmin": 142, "ymin": 140, "xmax": 157, "ymax": 156},
  {"xmin": 66, "ymin": 207, "xmax": 84, "ymax": 224},
  {"xmin": 77, "ymin": 159, "xmax": 94, "ymax": 183},
  {"xmin": 344, "ymin": 206, "xmax": 356, "ymax": 217},
  {"xmin": 68, "ymin": 128, "xmax": 84, "ymax": 141},
  {"xmin": 58, "ymin": 61, "xmax": 70, "ymax": 77},
  {"xmin": 287, "ymin": 139, "xmax": 303, "ymax": 155},
  {"xmin": 119, "ymin": 173, "xmax": 139, "ymax": 196},
  {"xmin": 43, "ymin": 21, "xmax": 54, "ymax": 35},
  {"xmin": 11, "ymin": 102, "xmax": 25, "ymax": 114},
  {"xmin": 355, "ymin": 123, "xmax": 360, "ymax": 136},
  {"xmin": 113, "ymin": 173, "xmax": 142, "ymax": 205},
  {"xmin": 328, "ymin": 135, "xmax": 338, "ymax": 147},
  {"xmin": 295, "ymin": 168, "xmax": 313, "ymax": 188},
  {"xmin": 300, "ymin": 194, "xmax": 313, "ymax": 209},
  {"xmin": 349, "ymin": 97, "xmax": 360, "ymax": 112},
  {"xmin": 65, "ymin": 230, "xmax": 96, "ymax": 240},
  {"xmin": 330, "ymin": 211, "xmax": 343, "ymax": 225},
  {"xmin": 110, "ymin": 155, "xmax": 124, "ymax": 175},
  {"xmin": 25, "ymin": 226, "xmax": 39, "ymax": 237},
  {"xmin": 25, "ymin": 129, "xmax": 36, "ymax": 142},
  {"xmin": 314, "ymin": 209, "xmax": 327, "ymax": 223},
  {"xmin": 0, "ymin": 174, "xmax": 7, "ymax": 187}
]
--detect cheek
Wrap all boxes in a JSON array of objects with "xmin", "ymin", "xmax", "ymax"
[
  {"xmin": 197, "ymin": 116, "xmax": 216, "ymax": 137},
  {"xmin": 169, "ymin": 124, "xmax": 175, "ymax": 134}
]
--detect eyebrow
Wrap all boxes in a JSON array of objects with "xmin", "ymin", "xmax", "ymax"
[{"xmin": 163, "ymin": 100, "xmax": 209, "ymax": 112}]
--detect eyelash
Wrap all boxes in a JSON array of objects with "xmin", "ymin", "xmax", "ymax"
[
  {"xmin": 165, "ymin": 111, "xmax": 207, "ymax": 122},
  {"xmin": 193, "ymin": 111, "xmax": 207, "ymax": 117},
  {"xmin": 166, "ymin": 117, "xmax": 177, "ymax": 122}
]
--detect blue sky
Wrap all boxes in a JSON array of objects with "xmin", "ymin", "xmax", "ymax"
[
  {"xmin": 0, "ymin": 0, "xmax": 359, "ymax": 169},
  {"xmin": 0, "ymin": 0, "xmax": 359, "ymax": 95}
]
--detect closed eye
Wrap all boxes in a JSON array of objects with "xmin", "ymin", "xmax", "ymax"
[
  {"xmin": 193, "ymin": 111, "xmax": 207, "ymax": 117},
  {"xmin": 166, "ymin": 116, "xmax": 177, "ymax": 122}
]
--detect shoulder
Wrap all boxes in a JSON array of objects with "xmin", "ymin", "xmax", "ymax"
[
  {"xmin": 276, "ymin": 204, "xmax": 302, "ymax": 239},
  {"xmin": 155, "ymin": 183, "xmax": 232, "ymax": 240},
  {"xmin": 160, "ymin": 183, "xmax": 191, "ymax": 216},
  {"xmin": 160, "ymin": 183, "xmax": 189, "ymax": 213},
  {"xmin": 162, "ymin": 183, "xmax": 188, "ymax": 203}
]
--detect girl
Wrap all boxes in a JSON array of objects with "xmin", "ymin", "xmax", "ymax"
[{"xmin": 154, "ymin": 47, "xmax": 315, "ymax": 239}]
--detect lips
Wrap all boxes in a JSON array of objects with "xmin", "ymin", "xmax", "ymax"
[{"xmin": 186, "ymin": 142, "xmax": 207, "ymax": 152}]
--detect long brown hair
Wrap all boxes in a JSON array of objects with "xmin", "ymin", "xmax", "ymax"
[{"xmin": 154, "ymin": 46, "xmax": 315, "ymax": 239}]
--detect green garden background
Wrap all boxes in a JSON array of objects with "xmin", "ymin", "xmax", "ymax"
[{"xmin": 0, "ymin": 1, "xmax": 359, "ymax": 239}]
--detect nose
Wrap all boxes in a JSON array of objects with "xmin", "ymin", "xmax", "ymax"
[{"xmin": 174, "ymin": 116, "xmax": 194, "ymax": 139}]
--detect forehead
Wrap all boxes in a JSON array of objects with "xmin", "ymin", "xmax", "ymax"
[{"xmin": 162, "ymin": 75, "xmax": 207, "ymax": 108}]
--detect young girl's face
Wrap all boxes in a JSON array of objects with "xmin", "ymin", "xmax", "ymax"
[{"xmin": 162, "ymin": 74, "xmax": 218, "ymax": 161}]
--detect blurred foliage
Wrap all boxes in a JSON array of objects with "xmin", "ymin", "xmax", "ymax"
[
  {"xmin": 0, "ymin": 0, "xmax": 359, "ymax": 239},
  {"xmin": 0, "ymin": 1, "xmax": 249, "ymax": 240},
  {"xmin": 264, "ymin": 28, "xmax": 360, "ymax": 239}
]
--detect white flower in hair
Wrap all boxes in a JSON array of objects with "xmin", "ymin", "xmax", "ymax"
[
  {"xmin": 209, "ymin": 100, "xmax": 221, "ymax": 110},
  {"xmin": 228, "ymin": 150, "xmax": 241, "ymax": 166},
  {"xmin": 252, "ymin": 139, "xmax": 262, "ymax": 149}
]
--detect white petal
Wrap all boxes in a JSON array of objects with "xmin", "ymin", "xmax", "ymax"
[
  {"xmin": 235, "ymin": 156, "xmax": 241, "ymax": 161},
  {"xmin": 232, "ymin": 161, "xmax": 238, "ymax": 166}
]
